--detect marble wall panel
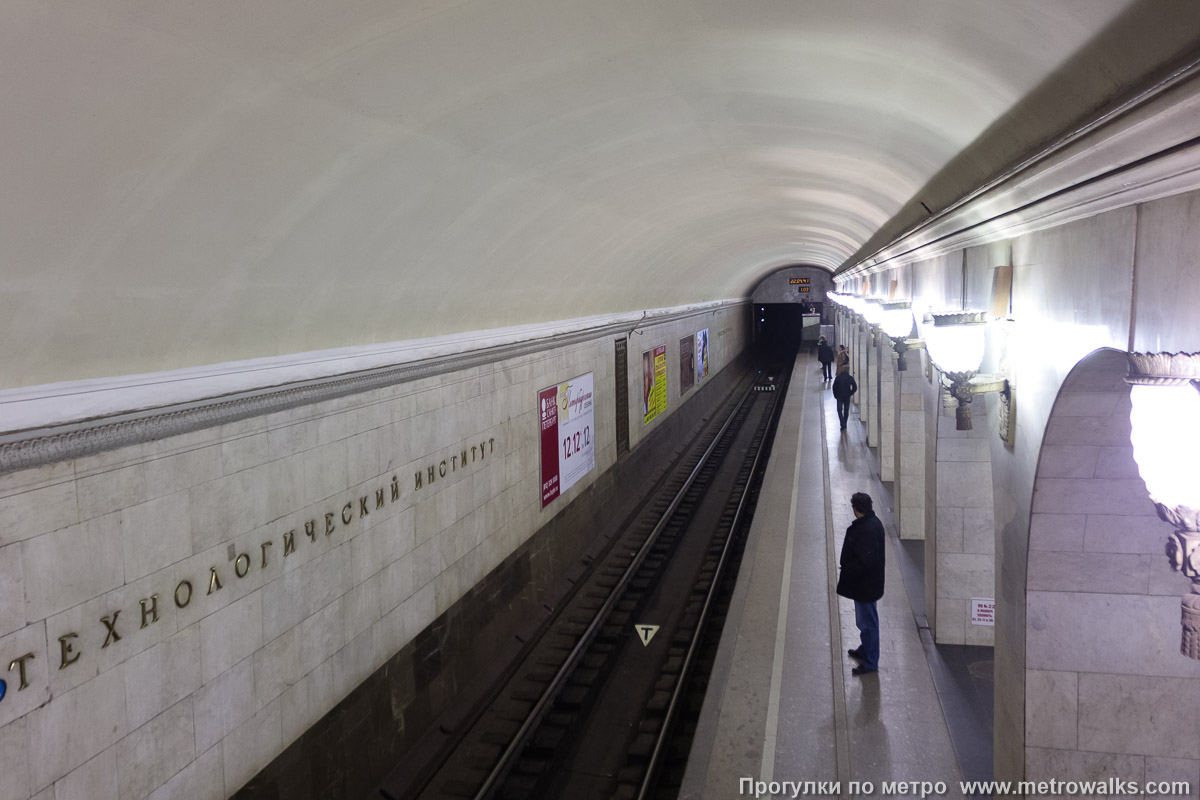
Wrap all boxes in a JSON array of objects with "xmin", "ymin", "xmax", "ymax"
[
  {"xmin": 1043, "ymin": 416, "xmax": 1138, "ymax": 447},
  {"xmin": 27, "ymin": 666, "xmax": 128, "ymax": 793},
  {"xmin": 1145, "ymin": 757, "xmax": 1200, "ymax": 800},
  {"xmin": 936, "ymin": 507, "xmax": 964, "ymax": 553},
  {"xmin": 1027, "ymin": 552, "xmax": 1151, "ymax": 594},
  {"xmin": 1094, "ymin": 446, "xmax": 1141, "ymax": 480},
  {"xmin": 1078, "ymin": 673, "xmax": 1200, "ymax": 759},
  {"xmin": 0, "ymin": 718, "xmax": 29, "ymax": 800},
  {"xmin": 1031, "ymin": 478, "xmax": 1157, "ymax": 516},
  {"xmin": 1133, "ymin": 192, "xmax": 1200, "ymax": 353},
  {"xmin": 936, "ymin": 461, "xmax": 993, "ymax": 509},
  {"xmin": 55, "ymin": 748, "xmax": 117, "ymax": 800},
  {"xmin": 22, "ymin": 512, "xmax": 124, "ymax": 621},
  {"xmin": 1053, "ymin": 392, "xmax": 1123, "ymax": 417},
  {"xmin": 1029, "ymin": 513, "xmax": 1084, "ymax": 552},
  {"xmin": 222, "ymin": 700, "xmax": 282, "ymax": 797},
  {"xmin": 1036, "ymin": 445, "xmax": 1100, "ymax": 479},
  {"xmin": 963, "ymin": 507, "xmax": 995, "ymax": 555},
  {"xmin": 123, "ymin": 626, "xmax": 202, "ymax": 730},
  {"xmin": 0, "ymin": 479, "xmax": 78, "ymax": 548},
  {"xmin": 936, "ymin": 554, "xmax": 994, "ymax": 599},
  {"xmin": 0, "ymin": 308, "xmax": 748, "ymax": 798},
  {"xmin": 1024, "ymin": 747, "xmax": 1145, "ymax": 798},
  {"xmin": 1027, "ymin": 592, "xmax": 1200, "ymax": 679},
  {"xmin": 199, "ymin": 592, "xmax": 263, "ymax": 685},
  {"xmin": 115, "ymin": 699, "xmax": 195, "ymax": 800},
  {"xmin": 0, "ymin": 545, "xmax": 23, "ymax": 640},
  {"xmin": 120, "ymin": 493, "xmax": 192, "ymax": 583},
  {"xmin": 937, "ymin": 438, "xmax": 993, "ymax": 462}
]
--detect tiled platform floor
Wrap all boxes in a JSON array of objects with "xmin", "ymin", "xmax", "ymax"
[{"xmin": 681, "ymin": 351, "xmax": 993, "ymax": 799}]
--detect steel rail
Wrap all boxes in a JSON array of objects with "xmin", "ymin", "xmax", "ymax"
[
  {"xmin": 636, "ymin": 385, "xmax": 782, "ymax": 800},
  {"xmin": 472, "ymin": 388, "xmax": 756, "ymax": 800}
]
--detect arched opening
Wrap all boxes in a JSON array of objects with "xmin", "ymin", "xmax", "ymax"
[{"xmin": 1024, "ymin": 347, "xmax": 1200, "ymax": 782}]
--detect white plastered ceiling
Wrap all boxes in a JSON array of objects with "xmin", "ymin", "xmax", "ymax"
[{"xmin": 3, "ymin": 0, "xmax": 1198, "ymax": 388}]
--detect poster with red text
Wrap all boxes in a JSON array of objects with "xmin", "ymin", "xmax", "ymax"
[{"xmin": 539, "ymin": 373, "xmax": 595, "ymax": 508}]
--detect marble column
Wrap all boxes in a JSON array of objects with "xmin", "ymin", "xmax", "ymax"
[
  {"xmin": 895, "ymin": 345, "xmax": 926, "ymax": 540},
  {"xmin": 924, "ymin": 370, "xmax": 996, "ymax": 645},
  {"xmin": 857, "ymin": 320, "xmax": 868, "ymax": 421},
  {"xmin": 878, "ymin": 335, "xmax": 897, "ymax": 480},
  {"xmin": 866, "ymin": 326, "xmax": 881, "ymax": 448}
]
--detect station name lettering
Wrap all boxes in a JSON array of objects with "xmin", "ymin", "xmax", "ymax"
[{"xmin": 1, "ymin": 436, "xmax": 498, "ymax": 699}]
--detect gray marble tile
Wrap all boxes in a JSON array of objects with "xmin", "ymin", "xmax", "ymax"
[
  {"xmin": 1026, "ymin": 670, "xmax": 1078, "ymax": 749},
  {"xmin": 1027, "ymin": 552, "xmax": 1151, "ymax": 594},
  {"xmin": 1078, "ymin": 673, "xmax": 1200, "ymax": 758},
  {"xmin": 1029, "ymin": 513, "xmax": 1084, "ymax": 552},
  {"xmin": 1037, "ymin": 445, "xmax": 1100, "ymax": 478}
]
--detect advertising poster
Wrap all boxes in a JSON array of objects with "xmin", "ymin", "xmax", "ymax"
[
  {"xmin": 680, "ymin": 335, "xmax": 695, "ymax": 394},
  {"xmin": 642, "ymin": 345, "xmax": 667, "ymax": 425},
  {"xmin": 539, "ymin": 373, "xmax": 595, "ymax": 508},
  {"xmin": 696, "ymin": 328, "xmax": 710, "ymax": 381}
]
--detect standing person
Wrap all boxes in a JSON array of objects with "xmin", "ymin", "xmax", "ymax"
[
  {"xmin": 817, "ymin": 336, "xmax": 834, "ymax": 381},
  {"xmin": 836, "ymin": 492, "xmax": 886, "ymax": 676},
  {"xmin": 831, "ymin": 364, "xmax": 857, "ymax": 431},
  {"xmin": 835, "ymin": 344, "xmax": 849, "ymax": 371}
]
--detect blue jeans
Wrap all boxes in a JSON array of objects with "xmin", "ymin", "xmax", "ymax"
[
  {"xmin": 836, "ymin": 398, "xmax": 851, "ymax": 428},
  {"xmin": 854, "ymin": 600, "xmax": 880, "ymax": 671}
]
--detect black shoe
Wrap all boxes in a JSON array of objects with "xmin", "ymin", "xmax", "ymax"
[
  {"xmin": 851, "ymin": 666, "xmax": 878, "ymax": 676},
  {"xmin": 848, "ymin": 648, "xmax": 863, "ymax": 660}
]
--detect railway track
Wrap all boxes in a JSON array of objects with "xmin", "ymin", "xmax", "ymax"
[{"xmin": 379, "ymin": 360, "xmax": 791, "ymax": 800}]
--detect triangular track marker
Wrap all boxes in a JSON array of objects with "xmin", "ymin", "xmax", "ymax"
[{"xmin": 635, "ymin": 624, "xmax": 660, "ymax": 646}]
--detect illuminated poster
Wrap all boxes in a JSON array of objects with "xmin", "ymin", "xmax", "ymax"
[
  {"xmin": 642, "ymin": 345, "xmax": 667, "ymax": 425},
  {"xmin": 695, "ymin": 329, "xmax": 710, "ymax": 382},
  {"xmin": 538, "ymin": 372, "xmax": 595, "ymax": 508},
  {"xmin": 680, "ymin": 335, "xmax": 695, "ymax": 394}
]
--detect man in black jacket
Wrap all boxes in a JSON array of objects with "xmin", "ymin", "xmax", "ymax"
[
  {"xmin": 816, "ymin": 337, "xmax": 834, "ymax": 380},
  {"xmin": 831, "ymin": 365, "xmax": 857, "ymax": 431},
  {"xmin": 836, "ymin": 492, "xmax": 886, "ymax": 676}
]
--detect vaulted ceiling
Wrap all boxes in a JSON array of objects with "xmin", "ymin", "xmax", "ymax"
[{"xmin": 3, "ymin": 0, "xmax": 1198, "ymax": 386}]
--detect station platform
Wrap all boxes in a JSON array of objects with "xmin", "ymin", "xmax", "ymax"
[{"xmin": 681, "ymin": 351, "xmax": 994, "ymax": 799}]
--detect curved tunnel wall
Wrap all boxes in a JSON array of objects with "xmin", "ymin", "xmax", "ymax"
[{"xmin": 5, "ymin": 2, "xmax": 1200, "ymax": 389}]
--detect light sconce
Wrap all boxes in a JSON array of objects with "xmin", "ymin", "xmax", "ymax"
[
  {"xmin": 863, "ymin": 298, "xmax": 884, "ymax": 327},
  {"xmin": 863, "ymin": 298, "xmax": 885, "ymax": 345},
  {"xmin": 924, "ymin": 311, "xmax": 1013, "ymax": 441},
  {"xmin": 881, "ymin": 301, "xmax": 917, "ymax": 370},
  {"xmin": 846, "ymin": 295, "xmax": 864, "ymax": 318},
  {"xmin": 1126, "ymin": 352, "xmax": 1200, "ymax": 659}
]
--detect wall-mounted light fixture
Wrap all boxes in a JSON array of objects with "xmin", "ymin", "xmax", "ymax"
[
  {"xmin": 863, "ymin": 298, "xmax": 884, "ymax": 347},
  {"xmin": 1126, "ymin": 351, "xmax": 1200, "ymax": 659},
  {"xmin": 924, "ymin": 311, "xmax": 1013, "ymax": 442},
  {"xmin": 881, "ymin": 301, "xmax": 917, "ymax": 370}
]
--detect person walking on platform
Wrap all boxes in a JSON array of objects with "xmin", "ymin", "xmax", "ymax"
[
  {"xmin": 835, "ymin": 344, "xmax": 849, "ymax": 371},
  {"xmin": 831, "ymin": 364, "xmax": 857, "ymax": 431},
  {"xmin": 836, "ymin": 492, "xmax": 886, "ymax": 676},
  {"xmin": 817, "ymin": 336, "xmax": 834, "ymax": 381}
]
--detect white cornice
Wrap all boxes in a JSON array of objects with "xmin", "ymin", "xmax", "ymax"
[
  {"xmin": 838, "ymin": 58, "xmax": 1200, "ymax": 279},
  {"xmin": 0, "ymin": 299, "xmax": 747, "ymax": 473}
]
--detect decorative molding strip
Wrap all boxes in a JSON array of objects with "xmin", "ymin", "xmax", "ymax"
[
  {"xmin": 0, "ymin": 301, "xmax": 746, "ymax": 474},
  {"xmin": 838, "ymin": 57, "xmax": 1200, "ymax": 278}
]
